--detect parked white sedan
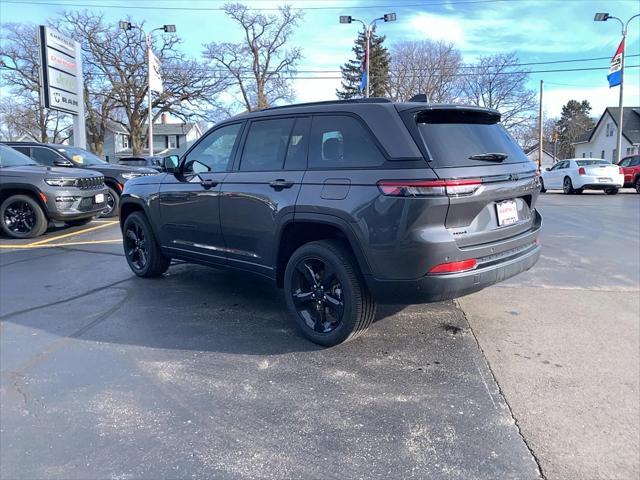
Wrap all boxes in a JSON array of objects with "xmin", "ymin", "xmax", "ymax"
[{"xmin": 540, "ymin": 159, "xmax": 624, "ymax": 195}]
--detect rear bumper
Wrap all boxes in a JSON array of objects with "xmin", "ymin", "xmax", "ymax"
[
  {"xmin": 367, "ymin": 242, "xmax": 540, "ymax": 304},
  {"xmin": 575, "ymin": 174, "xmax": 624, "ymax": 189}
]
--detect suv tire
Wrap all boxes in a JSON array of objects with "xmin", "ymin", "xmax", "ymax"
[
  {"xmin": 0, "ymin": 194, "xmax": 48, "ymax": 239},
  {"xmin": 539, "ymin": 178, "xmax": 546, "ymax": 193},
  {"xmin": 123, "ymin": 211, "xmax": 170, "ymax": 277},
  {"xmin": 284, "ymin": 240, "xmax": 376, "ymax": 347},
  {"xmin": 635, "ymin": 177, "xmax": 640, "ymax": 194},
  {"xmin": 101, "ymin": 186, "xmax": 119, "ymax": 218}
]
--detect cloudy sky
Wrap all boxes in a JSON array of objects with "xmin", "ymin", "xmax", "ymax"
[{"xmin": 1, "ymin": 0, "xmax": 638, "ymax": 119}]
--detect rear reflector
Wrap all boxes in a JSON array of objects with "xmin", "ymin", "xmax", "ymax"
[
  {"xmin": 578, "ymin": 167, "xmax": 586, "ymax": 175},
  {"xmin": 377, "ymin": 179, "xmax": 481, "ymax": 197},
  {"xmin": 428, "ymin": 258, "xmax": 477, "ymax": 275}
]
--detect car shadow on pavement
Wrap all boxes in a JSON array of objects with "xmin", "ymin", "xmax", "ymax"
[{"xmin": 4, "ymin": 263, "xmax": 406, "ymax": 356}]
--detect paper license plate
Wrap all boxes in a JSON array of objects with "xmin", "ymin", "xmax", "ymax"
[
  {"xmin": 496, "ymin": 200, "xmax": 518, "ymax": 226},
  {"xmin": 597, "ymin": 177, "xmax": 611, "ymax": 183},
  {"xmin": 95, "ymin": 193, "xmax": 105, "ymax": 204}
]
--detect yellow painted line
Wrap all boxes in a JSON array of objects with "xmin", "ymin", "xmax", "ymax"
[
  {"xmin": 0, "ymin": 239, "xmax": 122, "ymax": 249},
  {"xmin": 28, "ymin": 221, "xmax": 119, "ymax": 246}
]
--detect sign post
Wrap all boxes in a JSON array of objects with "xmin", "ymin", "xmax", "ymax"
[{"xmin": 38, "ymin": 26, "xmax": 86, "ymax": 148}]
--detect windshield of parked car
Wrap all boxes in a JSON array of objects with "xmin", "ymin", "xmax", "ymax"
[
  {"xmin": 576, "ymin": 160, "xmax": 610, "ymax": 166},
  {"xmin": 56, "ymin": 146, "xmax": 108, "ymax": 166},
  {"xmin": 0, "ymin": 144, "xmax": 39, "ymax": 167},
  {"xmin": 415, "ymin": 110, "xmax": 529, "ymax": 168}
]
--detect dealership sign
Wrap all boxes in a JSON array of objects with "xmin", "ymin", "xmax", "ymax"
[{"xmin": 38, "ymin": 26, "xmax": 81, "ymax": 115}]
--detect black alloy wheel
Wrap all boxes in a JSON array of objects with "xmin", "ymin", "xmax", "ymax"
[
  {"xmin": 291, "ymin": 257, "xmax": 345, "ymax": 334},
  {"xmin": 4, "ymin": 200, "xmax": 36, "ymax": 235},
  {"xmin": 0, "ymin": 194, "xmax": 48, "ymax": 239},
  {"xmin": 284, "ymin": 240, "xmax": 376, "ymax": 347},
  {"xmin": 122, "ymin": 211, "xmax": 170, "ymax": 277},
  {"xmin": 100, "ymin": 187, "xmax": 119, "ymax": 218},
  {"xmin": 124, "ymin": 220, "xmax": 148, "ymax": 271}
]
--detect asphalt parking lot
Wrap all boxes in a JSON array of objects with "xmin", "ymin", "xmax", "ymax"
[{"xmin": 1, "ymin": 190, "xmax": 638, "ymax": 480}]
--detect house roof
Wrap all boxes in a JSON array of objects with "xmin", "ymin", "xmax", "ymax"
[
  {"xmin": 524, "ymin": 141, "xmax": 557, "ymax": 158},
  {"xmin": 572, "ymin": 106, "xmax": 640, "ymax": 145}
]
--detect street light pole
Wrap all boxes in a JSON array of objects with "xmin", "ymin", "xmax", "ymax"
[
  {"xmin": 594, "ymin": 12, "xmax": 640, "ymax": 164},
  {"xmin": 119, "ymin": 21, "xmax": 176, "ymax": 157},
  {"xmin": 340, "ymin": 13, "xmax": 396, "ymax": 98}
]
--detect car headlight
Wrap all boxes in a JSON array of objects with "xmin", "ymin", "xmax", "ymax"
[
  {"xmin": 44, "ymin": 178, "xmax": 79, "ymax": 187},
  {"xmin": 122, "ymin": 172, "xmax": 155, "ymax": 180}
]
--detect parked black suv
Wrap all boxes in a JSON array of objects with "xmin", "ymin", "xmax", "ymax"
[
  {"xmin": 4, "ymin": 142, "xmax": 158, "ymax": 217},
  {"xmin": 119, "ymin": 99, "xmax": 542, "ymax": 346},
  {"xmin": 0, "ymin": 144, "xmax": 107, "ymax": 238}
]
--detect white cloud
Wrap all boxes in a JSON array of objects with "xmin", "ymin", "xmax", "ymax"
[{"xmin": 409, "ymin": 13, "xmax": 466, "ymax": 45}]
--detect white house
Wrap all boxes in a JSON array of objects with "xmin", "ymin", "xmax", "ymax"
[
  {"xmin": 573, "ymin": 107, "xmax": 640, "ymax": 162},
  {"xmin": 103, "ymin": 116, "xmax": 203, "ymax": 162},
  {"xmin": 525, "ymin": 142, "xmax": 558, "ymax": 170}
]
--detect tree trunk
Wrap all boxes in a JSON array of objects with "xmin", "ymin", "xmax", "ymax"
[{"xmin": 129, "ymin": 120, "xmax": 144, "ymax": 156}]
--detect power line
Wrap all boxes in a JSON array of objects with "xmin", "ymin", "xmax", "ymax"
[
  {"xmin": 2, "ymin": 0, "xmax": 512, "ymax": 11},
  {"xmin": 4, "ymin": 64, "xmax": 637, "ymax": 80}
]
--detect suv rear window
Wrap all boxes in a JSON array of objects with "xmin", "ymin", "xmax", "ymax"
[{"xmin": 415, "ymin": 110, "xmax": 529, "ymax": 168}]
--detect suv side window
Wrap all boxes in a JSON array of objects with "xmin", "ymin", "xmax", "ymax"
[
  {"xmin": 183, "ymin": 123, "xmax": 242, "ymax": 174},
  {"xmin": 308, "ymin": 115, "xmax": 385, "ymax": 169},
  {"xmin": 619, "ymin": 158, "xmax": 631, "ymax": 167},
  {"xmin": 31, "ymin": 147, "xmax": 63, "ymax": 166},
  {"xmin": 240, "ymin": 118, "xmax": 294, "ymax": 171},
  {"xmin": 12, "ymin": 146, "xmax": 31, "ymax": 157}
]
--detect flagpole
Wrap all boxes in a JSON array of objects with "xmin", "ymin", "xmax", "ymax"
[
  {"xmin": 147, "ymin": 34, "xmax": 154, "ymax": 157},
  {"xmin": 615, "ymin": 34, "xmax": 625, "ymax": 165}
]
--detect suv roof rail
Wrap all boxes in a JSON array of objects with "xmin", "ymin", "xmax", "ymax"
[{"xmin": 259, "ymin": 97, "xmax": 392, "ymax": 112}]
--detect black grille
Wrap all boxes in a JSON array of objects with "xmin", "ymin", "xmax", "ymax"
[{"xmin": 77, "ymin": 176, "xmax": 104, "ymax": 190}]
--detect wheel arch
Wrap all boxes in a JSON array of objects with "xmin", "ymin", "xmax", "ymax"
[
  {"xmin": 275, "ymin": 214, "xmax": 372, "ymax": 288},
  {"xmin": 0, "ymin": 184, "xmax": 49, "ymax": 216}
]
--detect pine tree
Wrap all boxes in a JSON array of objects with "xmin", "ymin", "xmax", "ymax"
[
  {"xmin": 337, "ymin": 27, "xmax": 390, "ymax": 99},
  {"xmin": 555, "ymin": 100, "xmax": 595, "ymax": 159}
]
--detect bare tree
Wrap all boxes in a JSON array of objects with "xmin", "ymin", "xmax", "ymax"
[
  {"xmin": 56, "ymin": 11, "xmax": 230, "ymax": 155},
  {"xmin": 461, "ymin": 53, "xmax": 536, "ymax": 131},
  {"xmin": 0, "ymin": 23, "xmax": 71, "ymax": 142},
  {"xmin": 203, "ymin": 3, "xmax": 303, "ymax": 111},
  {"xmin": 388, "ymin": 40, "xmax": 462, "ymax": 103}
]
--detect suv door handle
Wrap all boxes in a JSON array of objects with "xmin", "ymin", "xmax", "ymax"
[
  {"xmin": 200, "ymin": 179, "xmax": 218, "ymax": 189},
  {"xmin": 269, "ymin": 179, "xmax": 295, "ymax": 190}
]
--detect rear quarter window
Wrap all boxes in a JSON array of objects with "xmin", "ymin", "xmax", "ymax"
[{"xmin": 308, "ymin": 115, "xmax": 386, "ymax": 169}]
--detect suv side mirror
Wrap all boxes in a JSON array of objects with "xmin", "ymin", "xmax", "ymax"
[
  {"xmin": 545, "ymin": 167, "xmax": 550, "ymax": 171},
  {"xmin": 163, "ymin": 155, "xmax": 179, "ymax": 173},
  {"xmin": 53, "ymin": 158, "xmax": 74, "ymax": 167}
]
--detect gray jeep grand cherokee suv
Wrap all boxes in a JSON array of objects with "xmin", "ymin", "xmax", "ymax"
[
  {"xmin": 119, "ymin": 99, "xmax": 542, "ymax": 346},
  {"xmin": 0, "ymin": 144, "xmax": 107, "ymax": 238}
]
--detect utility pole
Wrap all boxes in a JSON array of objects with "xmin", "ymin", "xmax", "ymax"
[
  {"xmin": 538, "ymin": 80, "xmax": 543, "ymax": 170},
  {"xmin": 340, "ymin": 13, "xmax": 396, "ymax": 98},
  {"xmin": 594, "ymin": 12, "xmax": 640, "ymax": 164}
]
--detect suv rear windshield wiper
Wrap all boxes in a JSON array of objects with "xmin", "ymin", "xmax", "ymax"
[{"xmin": 469, "ymin": 153, "xmax": 508, "ymax": 162}]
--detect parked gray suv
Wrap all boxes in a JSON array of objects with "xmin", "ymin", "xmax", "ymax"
[
  {"xmin": 119, "ymin": 99, "xmax": 542, "ymax": 346},
  {"xmin": 0, "ymin": 144, "xmax": 107, "ymax": 238}
]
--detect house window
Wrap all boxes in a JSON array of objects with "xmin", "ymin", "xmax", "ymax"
[
  {"xmin": 601, "ymin": 150, "xmax": 605, "ymax": 159},
  {"xmin": 589, "ymin": 152, "xmax": 592, "ymax": 157},
  {"xmin": 582, "ymin": 153, "xmax": 586, "ymax": 158},
  {"xmin": 168, "ymin": 135, "xmax": 177, "ymax": 149},
  {"xmin": 613, "ymin": 149, "xmax": 616, "ymax": 161},
  {"xmin": 606, "ymin": 122, "xmax": 614, "ymax": 137},
  {"xmin": 122, "ymin": 135, "xmax": 130, "ymax": 150},
  {"xmin": 627, "ymin": 147, "xmax": 635, "ymax": 155}
]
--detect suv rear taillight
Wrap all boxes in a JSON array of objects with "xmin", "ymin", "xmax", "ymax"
[
  {"xmin": 377, "ymin": 179, "xmax": 481, "ymax": 197},
  {"xmin": 578, "ymin": 167, "xmax": 586, "ymax": 175},
  {"xmin": 619, "ymin": 167, "xmax": 624, "ymax": 174},
  {"xmin": 428, "ymin": 258, "xmax": 477, "ymax": 275}
]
